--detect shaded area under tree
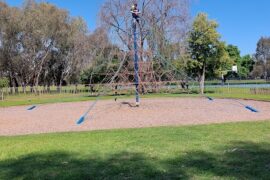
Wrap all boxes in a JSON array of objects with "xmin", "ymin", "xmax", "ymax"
[{"xmin": 0, "ymin": 141, "xmax": 270, "ymax": 179}]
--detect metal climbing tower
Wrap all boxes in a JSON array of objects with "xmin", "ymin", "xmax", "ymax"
[{"xmin": 131, "ymin": 3, "xmax": 140, "ymax": 106}]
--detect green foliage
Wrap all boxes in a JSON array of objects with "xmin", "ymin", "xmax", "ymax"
[
  {"xmin": 225, "ymin": 45, "xmax": 255, "ymax": 78},
  {"xmin": 226, "ymin": 45, "xmax": 241, "ymax": 64},
  {"xmin": 0, "ymin": 121, "xmax": 270, "ymax": 179},
  {"xmin": 238, "ymin": 55, "xmax": 255, "ymax": 78},
  {"xmin": 80, "ymin": 57, "xmax": 121, "ymax": 84},
  {"xmin": 0, "ymin": 1, "xmax": 89, "ymax": 88},
  {"xmin": 188, "ymin": 13, "xmax": 231, "ymax": 93},
  {"xmin": 188, "ymin": 13, "xmax": 220, "ymax": 65},
  {"xmin": 241, "ymin": 55, "xmax": 255, "ymax": 72},
  {"xmin": 209, "ymin": 42, "xmax": 232, "ymax": 78},
  {"xmin": 0, "ymin": 78, "xmax": 9, "ymax": 89},
  {"xmin": 80, "ymin": 65, "xmax": 108, "ymax": 84},
  {"xmin": 188, "ymin": 13, "xmax": 232, "ymax": 77}
]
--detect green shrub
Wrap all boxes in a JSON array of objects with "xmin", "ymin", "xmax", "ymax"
[{"xmin": 0, "ymin": 77, "xmax": 9, "ymax": 89}]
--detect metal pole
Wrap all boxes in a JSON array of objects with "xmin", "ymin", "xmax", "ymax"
[{"xmin": 133, "ymin": 21, "xmax": 140, "ymax": 106}]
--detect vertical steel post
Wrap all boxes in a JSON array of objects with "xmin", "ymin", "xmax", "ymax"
[{"xmin": 133, "ymin": 21, "xmax": 140, "ymax": 106}]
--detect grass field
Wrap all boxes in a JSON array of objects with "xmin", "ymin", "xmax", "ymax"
[
  {"xmin": 1, "ymin": 79, "xmax": 270, "ymax": 107},
  {"xmin": 0, "ymin": 121, "xmax": 270, "ymax": 179},
  {"xmin": 0, "ymin": 93, "xmax": 101, "ymax": 107},
  {"xmin": 205, "ymin": 87, "xmax": 270, "ymax": 101},
  {"xmin": 1, "ymin": 87, "xmax": 270, "ymax": 107}
]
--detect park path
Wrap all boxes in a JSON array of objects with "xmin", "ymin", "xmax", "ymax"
[{"xmin": 1, "ymin": 97, "xmax": 270, "ymax": 136}]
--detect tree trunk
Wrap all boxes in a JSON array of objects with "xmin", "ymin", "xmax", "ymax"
[
  {"xmin": 57, "ymin": 72, "xmax": 65, "ymax": 93},
  {"xmin": 34, "ymin": 47, "xmax": 51, "ymax": 94},
  {"xmin": 57, "ymin": 82, "xmax": 62, "ymax": 93},
  {"xmin": 34, "ymin": 78, "xmax": 39, "ymax": 95},
  {"xmin": 264, "ymin": 67, "xmax": 267, "ymax": 82},
  {"xmin": 22, "ymin": 83, "xmax": 26, "ymax": 94},
  {"xmin": 47, "ymin": 84, "xmax": 51, "ymax": 93},
  {"xmin": 9, "ymin": 73, "xmax": 16, "ymax": 94},
  {"xmin": 199, "ymin": 65, "xmax": 206, "ymax": 95},
  {"xmin": 75, "ymin": 83, "xmax": 78, "ymax": 94},
  {"xmin": 1, "ymin": 89, "xmax": 3, "ymax": 101}
]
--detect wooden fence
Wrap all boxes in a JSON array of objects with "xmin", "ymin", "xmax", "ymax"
[
  {"xmin": 250, "ymin": 88, "xmax": 270, "ymax": 95},
  {"xmin": 1, "ymin": 82, "xmax": 270, "ymax": 100},
  {"xmin": 0, "ymin": 81, "xmax": 191, "ymax": 97}
]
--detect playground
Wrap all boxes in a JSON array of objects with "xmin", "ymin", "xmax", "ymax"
[
  {"xmin": 1, "ymin": 0, "xmax": 270, "ymax": 179},
  {"xmin": 1, "ymin": 97, "xmax": 270, "ymax": 136}
]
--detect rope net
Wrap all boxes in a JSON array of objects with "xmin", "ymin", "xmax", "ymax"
[{"xmin": 88, "ymin": 14, "xmax": 196, "ymax": 100}]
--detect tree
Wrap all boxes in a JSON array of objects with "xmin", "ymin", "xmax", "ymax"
[
  {"xmin": 0, "ymin": 2, "xmax": 23, "ymax": 93},
  {"xmin": 239, "ymin": 55, "xmax": 254, "ymax": 78},
  {"xmin": 225, "ymin": 45, "xmax": 240, "ymax": 78},
  {"xmin": 254, "ymin": 37, "xmax": 270, "ymax": 80},
  {"xmin": 99, "ymin": 0, "xmax": 190, "ymax": 86},
  {"xmin": 226, "ymin": 45, "xmax": 241, "ymax": 64},
  {"xmin": 225, "ymin": 45, "xmax": 254, "ymax": 78},
  {"xmin": 80, "ymin": 28, "xmax": 122, "ymax": 85},
  {"xmin": 0, "ymin": 0, "xmax": 91, "ymax": 93},
  {"xmin": 19, "ymin": 2, "xmax": 74, "ymax": 92},
  {"xmin": 188, "ymin": 13, "xmax": 230, "ymax": 94},
  {"xmin": 100, "ymin": 0, "xmax": 189, "ymax": 56},
  {"xmin": 46, "ymin": 16, "xmax": 89, "ymax": 89}
]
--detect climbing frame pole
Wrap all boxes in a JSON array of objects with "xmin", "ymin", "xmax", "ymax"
[{"xmin": 132, "ymin": 20, "xmax": 140, "ymax": 106}]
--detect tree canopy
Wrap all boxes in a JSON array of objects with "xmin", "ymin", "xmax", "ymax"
[
  {"xmin": 226, "ymin": 45, "xmax": 254, "ymax": 78},
  {"xmin": 188, "ymin": 13, "xmax": 231, "ymax": 94},
  {"xmin": 253, "ymin": 37, "xmax": 270, "ymax": 79},
  {"xmin": 0, "ymin": 0, "xmax": 267, "ymax": 93},
  {"xmin": 0, "ymin": 1, "xmax": 91, "ymax": 92}
]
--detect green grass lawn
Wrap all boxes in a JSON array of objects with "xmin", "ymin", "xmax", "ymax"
[
  {"xmin": 0, "ymin": 92, "xmax": 200, "ymax": 107},
  {"xmin": 1, "ymin": 88, "xmax": 270, "ymax": 107},
  {"xmin": 0, "ymin": 93, "xmax": 102, "ymax": 107},
  {"xmin": 0, "ymin": 121, "xmax": 270, "ymax": 179},
  {"xmin": 205, "ymin": 87, "xmax": 270, "ymax": 101}
]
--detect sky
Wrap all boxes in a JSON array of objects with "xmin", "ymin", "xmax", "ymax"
[{"xmin": 6, "ymin": 0, "xmax": 270, "ymax": 55}]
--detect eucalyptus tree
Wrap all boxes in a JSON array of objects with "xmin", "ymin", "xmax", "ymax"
[
  {"xmin": 0, "ymin": 2, "xmax": 22, "ymax": 92},
  {"xmin": 0, "ymin": 0, "xmax": 95, "ymax": 93},
  {"xmin": 254, "ymin": 37, "xmax": 270, "ymax": 80}
]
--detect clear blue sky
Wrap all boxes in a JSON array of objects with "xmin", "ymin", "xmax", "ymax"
[{"xmin": 7, "ymin": 0, "xmax": 270, "ymax": 55}]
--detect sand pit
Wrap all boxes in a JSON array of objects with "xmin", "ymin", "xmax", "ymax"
[{"xmin": 1, "ymin": 97, "xmax": 270, "ymax": 136}]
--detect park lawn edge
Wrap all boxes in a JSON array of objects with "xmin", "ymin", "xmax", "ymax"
[
  {"xmin": 0, "ymin": 93, "xmax": 199, "ymax": 107},
  {"xmin": 1, "ymin": 119, "xmax": 270, "ymax": 138},
  {"xmin": 1, "ymin": 92, "xmax": 270, "ymax": 108},
  {"xmin": 1, "ymin": 120, "xmax": 270, "ymax": 179}
]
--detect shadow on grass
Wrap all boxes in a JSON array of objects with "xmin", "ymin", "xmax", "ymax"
[
  {"xmin": 165, "ymin": 141, "xmax": 270, "ymax": 179},
  {"xmin": 0, "ymin": 151, "xmax": 185, "ymax": 179},
  {"xmin": 0, "ymin": 141, "xmax": 270, "ymax": 179}
]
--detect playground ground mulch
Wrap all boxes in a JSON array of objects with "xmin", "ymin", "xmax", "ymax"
[{"xmin": 1, "ymin": 97, "xmax": 270, "ymax": 136}]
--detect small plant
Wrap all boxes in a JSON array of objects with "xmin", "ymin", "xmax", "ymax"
[{"xmin": 0, "ymin": 77, "xmax": 9, "ymax": 100}]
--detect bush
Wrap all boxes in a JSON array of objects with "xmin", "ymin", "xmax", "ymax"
[
  {"xmin": 0, "ymin": 77, "xmax": 9, "ymax": 100},
  {"xmin": 0, "ymin": 77, "xmax": 9, "ymax": 89}
]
